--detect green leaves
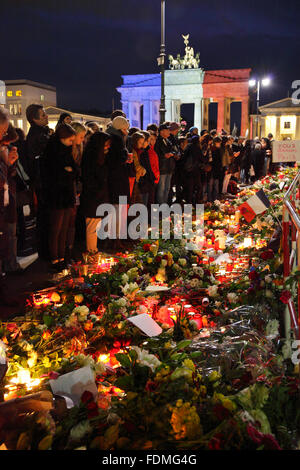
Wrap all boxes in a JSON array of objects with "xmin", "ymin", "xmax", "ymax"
[{"xmin": 115, "ymin": 353, "xmax": 132, "ymax": 369}]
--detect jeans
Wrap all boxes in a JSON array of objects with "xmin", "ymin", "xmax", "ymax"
[
  {"xmin": 156, "ymin": 174, "xmax": 172, "ymax": 205},
  {"xmin": 206, "ymin": 178, "xmax": 220, "ymax": 202}
]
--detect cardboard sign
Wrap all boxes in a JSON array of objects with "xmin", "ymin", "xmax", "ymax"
[
  {"xmin": 128, "ymin": 313, "xmax": 162, "ymax": 337},
  {"xmin": 272, "ymin": 140, "xmax": 300, "ymax": 163},
  {"xmin": 49, "ymin": 366, "xmax": 97, "ymax": 406}
]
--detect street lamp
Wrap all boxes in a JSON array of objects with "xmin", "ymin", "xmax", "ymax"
[
  {"xmin": 249, "ymin": 76, "xmax": 271, "ymax": 138},
  {"xmin": 158, "ymin": 0, "xmax": 166, "ymax": 124}
]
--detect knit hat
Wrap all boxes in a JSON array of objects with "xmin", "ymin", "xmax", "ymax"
[
  {"xmin": 112, "ymin": 116, "xmax": 129, "ymax": 131},
  {"xmin": 169, "ymin": 122, "xmax": 180, "ymax": 132}
]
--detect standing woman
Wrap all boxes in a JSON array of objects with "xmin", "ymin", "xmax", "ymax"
[
  {"xmin": 130, "ymin": 132, "xmax": 146, "ymax": 205},
  {"xmin": 106, "ymin": 116, "xmax": 132, "ymax": 250},
  {"xmin": 65, "ymin": 122, "xmax": 86, "ymax": 261},
  {"xmin": 44, "ymin": 124, "xmax": 77, "ymax": 271},
  {"xmin": 55, "ymin": 112, "xmax": 72, "ymax": 130},
  {"xmin": 81, "ymin": 132, "xmax": 111, "ymax": 254}
]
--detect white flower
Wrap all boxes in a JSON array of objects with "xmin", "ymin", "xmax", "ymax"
[
  {"xmin": 121, "ymin": 282, "xmax": 139, "ymax": 295},
  {"xmin": 94, "ymin": 361, "xmax": 106, "ymax": 375},
  {"xmin": 70, "ymin": 420, "xmax": 92, "ymax": 441},
  {"xmin": 215, "ymin": 301, "xmax": 222, "ymax": 308},
  {"xmin": 173, "ymin": 263, "xmax": 180, "ymax": 270},
  {"xmin": 131, "ymin": 346, "xmax": 161, "ymax": 372},
  {"xmin": 265, "ymin": 275, "xmax": 272, "ymax": 284},
  {"xmin": 121, "ymin": 273, "xmax": 129, "ymax": 284},
  {"xmin": 37, "ymin": 324, "xmax": 48, "ymax": 331},
  {"xmin": 65, "ymin": 312, "xmax": 78, "ymax": 328},
  {"xmin": 207, "ymin": 285, "xmax": 219, "ymax": 298},
  {"xmin": 192, "ymin": 266, "xmax": 204, "ymax": 277},
  {"xmin": 127, "ymin": 267, "xmax": 139, "ymax": 281},
  {"xmin": 190, "ymin": 278, "xmax": 202, "ymax": 289},
  {"xmin": 178, "ymin": 258, "xmax": 187, "ymax": 267},
  {"xmin": 227, "ymin": 293, "xmax": 239, "ymax": 304},
  {"xmin": 115, "ymin": 297, "xmax": 127, "ymax": 307},
  {"xmin": 161, "ymin": 259, "xmax": 168, "ymax": 267},
  {"xmin": 0, "ymin": 340, "xmax": 6, "ymax": 364},
  {"xmin": 73, "ymin": 305, "xmax": 89, "ymax": 322}
]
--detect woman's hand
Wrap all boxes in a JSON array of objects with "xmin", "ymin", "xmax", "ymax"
[{"xmin": 64, "ymin": 166, "xmax": 73, "ymax": 172}]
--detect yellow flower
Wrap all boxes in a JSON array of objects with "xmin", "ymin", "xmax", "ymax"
[
  {"xmin": 74, "ymin": 294, "xmax": 84, "ymax": 304},
  {"xmin": 183, "ymin": 359, "xmax": 195, "ymax": 372},
  {"xmin": 209, "ymin": 370, "xmax": 221, "ymax": 382},
  {"xmin": 147, "ymin": 258, "xmax": 153, "ymax": 264}
]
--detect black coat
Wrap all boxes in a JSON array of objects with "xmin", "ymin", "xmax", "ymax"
[
  {"xmin": 25, "ymin": 123, "xmax": 51, "ymax": 192},
  {"xmin": 44, "ymin": 136, "xmax": 77, "ymax": 210},
  {"xmin": 154, "ymin": 135, "xmax": 175, "ymax": 175},
  {"xmin": 211, "ymin": 147, "xmax": 223, "ymax": 179},
  {"xmin": 80, "ymin": 142, "xmax": 109, "ymax": 218},
  {"xmin": 106, "ymin": 128, "xmax": 131, "ymax": 204}
]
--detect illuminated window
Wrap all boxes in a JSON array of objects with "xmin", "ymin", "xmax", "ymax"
[
  {"xmin": 41, "ymin": 94, "xmax": 44, "ymax": 101},
  {"xmin": 9, "ymin": 104, "xmax": 14, "ymax": 115},
  {"xmin": 16, "ymin": 90, "xmax": 22, "ymax": 97},
  {"xmin": 7, "ymin": 90, "xmax": 13, "ymax": 97},
  {"xmin": 284, "ymin": 121, "xmax": 291, "ymax": 129},
  {"xmin": 17, "ymin": 119, "xmax": 23, "ymax": 129}
]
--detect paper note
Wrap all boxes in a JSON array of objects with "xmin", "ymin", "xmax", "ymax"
[
  {"xmin": 49, "ymin": 366, "xmax": 97, "ymax": 406},
  {"xmin": 128, "ymin": 313, "xmax": 162, "ymax": 337}
]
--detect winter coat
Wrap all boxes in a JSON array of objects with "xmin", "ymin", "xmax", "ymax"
[
  {"xmin": 182, "ymin": 142, "xmax": 203, "ymax": 173},
  {"xmin": 44, "ymin": 135, "xmax": 77, "ymax": 210},
  {"xmin": 26, "ymin": 123, "xmax": 51, "ymax": 192},
  {"xmin": 211, "ymin": 147, "xmax": 223, "ymax": 179},
  {"xmin": 106, "ymin": 127, "xmax": 131, "ymax": 204},
  {"xmin": 80, "ymin": 140, "xmax": 109, "ymax": 219},
  {"xmin": 138, "ymin": 146, "xmax": 156, "ymax": 194},
  {"xmin": 148, "ymin": 145, "xmax": 160, "ymax": 183},
  {"xmin": 154, "ymin": 135, "xmax": 175, "ymax": 175}
]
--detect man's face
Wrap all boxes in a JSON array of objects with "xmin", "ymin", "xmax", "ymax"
[
  {"xmin": 170, "ymin": 129, "xmax": 179, "ymax": 136},
  {"xmin": 0, "ymin": 121, "xmax": 9, "ymax": 141},
  {"xmin": 34, "ymin": 108, "xmax": 48, "ymax": 127},
  {"xmin": 160, "ymin": 129, "xmax": 170, "ymax": 139}
]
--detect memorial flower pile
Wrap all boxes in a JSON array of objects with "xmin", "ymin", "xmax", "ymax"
[{"xmin": 0, "ymin": 167, "xmax": 300, "ymax": 450}]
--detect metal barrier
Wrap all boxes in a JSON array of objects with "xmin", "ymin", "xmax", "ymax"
[{"xmin": 283, "ymin": 170, "xmax": 300, "ymax": 340}]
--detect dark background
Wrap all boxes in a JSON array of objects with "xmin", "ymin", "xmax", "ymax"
[{"xmin": 2, "ymin": 0, "xmax": 300, "ymax": 117}]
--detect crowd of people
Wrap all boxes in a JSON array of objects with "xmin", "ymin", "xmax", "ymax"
[{"xmin": 0, "ymin": 103, "xmax": 280, "ymax": 302}]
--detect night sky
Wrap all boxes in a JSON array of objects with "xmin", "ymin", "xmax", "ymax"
[{"xmin": 2, "ymin": 0, "xmax": 300, "ymax": 116}]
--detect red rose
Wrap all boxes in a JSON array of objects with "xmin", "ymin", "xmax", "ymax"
[
  {"xmin": 155, "ymin": 256, "xmax": 162, "ymax": 263},
  {"xmin": 280, "ymin": 290, "xmax": 292, "ymax": 304},
  {"xmin": 87, "ymin": 401, "xmax": 98, "ymax": 419},
  {"xmin": 143, "ymin": 243, "xmax": 151, "ymax": 252},
  {"xmin": 249, "ymin": 270, "xmax": 259, "ymax": 281},
  {"xmin": 260, "ymin": 249, "xmax": 274, "ymax": 261},
  {"xmin": 145, "ymin": 380, "xmax": 159, "ymax": 392},
  {"xmin": 81, "ymin": 390, "xmax": 94, "ymax": 404}
]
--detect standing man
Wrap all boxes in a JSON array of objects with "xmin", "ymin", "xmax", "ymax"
[
  {"xmin": 25, "ymin": 104, "xmax": 51, "ymax": 259},
  {"xmin": 154, "ymin": 123, "xmax": 175, "ymax": 204}
]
